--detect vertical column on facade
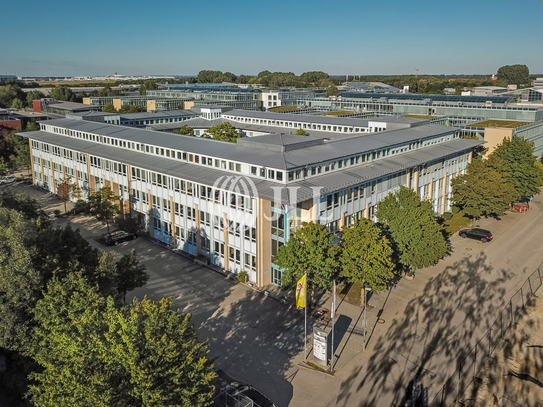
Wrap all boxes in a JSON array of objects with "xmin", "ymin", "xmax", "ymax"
[
  {"xmin": 86, "ymin": 154, "xmax": 93, "ymax": 193},
  {"xmin": 413, "ymin": 166, "xmax": 419, "ymax": 195},
  {"xmin": 406, "ymin": 168, "xmax": 411, "ymax": 189},
  {"xmin": 428, "ymin": 177, "xmax": 434, "ymax": 203},
  {"xmin": 223, "ymin": 213, "xmax": 229, "ymax": 272},
  {"xmin": 257, "ymin": 198, "xmax": 271, "ymax": 287},
  {"xmin": 339, "ymin": 212, "xmax": 345, "ymax": 229},
  {"xmin": 74, "ymin": 166, "xmax": 80, "ymax": 199},
  {"xmin": 50, "ymin": 159, "xmax": 56, "ymax": 194},
  {"xmin": 170, "ymin": 197, "xmax": 175, "ymax": 247},
  {"xmin": 441, "ymin": 174, "xmax": 448, "ymax": 214},
  {"xmin": 61, "ymin": 163, "xmax": 66, "ymax": 180},
  {"xmin": 194, "ymin": 204, "xmax": 201, "ymax": 253},
  {"xmin": 147, "ymin": 190, "xmax": 153, "ymax": 239},
  {"xmin": 40, "ymin": 158, "xmax": 45, "ymax": 187},
  {"xmin": 364, "ymin": 202, "xmax": 370, "ymax": 219},
  {"xmin": 468, "ymin": 151, "xmax": 473, "ymax": 164},
  {"xmin": 29, "ymin": 139, "xmax": 35, "ymax": 185}
]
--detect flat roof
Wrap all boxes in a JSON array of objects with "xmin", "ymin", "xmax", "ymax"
[
  {"xmin": 337, "ymin": 92, "xmax": 516, "ymax": 104},
  {"xmin": 23, "ymin": 129, "xmax": 480, "ymax": 204},
  {"xmin": 34, "ymin": 119, "xmax": 465, "ymax": 170},
  {"xmin": 112, "ymin": 110, "xmax": 199, "ymax": 120}
]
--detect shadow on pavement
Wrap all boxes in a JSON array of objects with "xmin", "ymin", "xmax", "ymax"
[{"xmin": 336, "ymin": 253, "xmax": 514, "ymax": 407}]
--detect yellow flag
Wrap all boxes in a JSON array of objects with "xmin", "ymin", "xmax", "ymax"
[{"xmin": 295, "ymin": 274, "xmax": 306, "ymax": 309}]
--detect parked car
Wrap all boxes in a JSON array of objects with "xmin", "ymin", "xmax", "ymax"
[
  {"xmin": 104, "ymin": 230, "xmax": 138, "ymax": 245},
  {"xmin": 0, "ymin": 175, "xmax": 16, "ymax": 185},
  {"xmin": 459, "ymin": 228, "xmax": 493, "ymax": 243}
]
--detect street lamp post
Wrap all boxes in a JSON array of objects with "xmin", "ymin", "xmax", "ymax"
[{"xmin": 363, "ymin": 286, "xmax": 372, "ymax": 351}]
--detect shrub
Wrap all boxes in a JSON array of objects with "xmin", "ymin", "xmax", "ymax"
[
  {"xmin": 237, "ymin": 271, "xmax": 248, "ymax": 283},
  {"xmin": 442, "ymin": 212, "xmax": 453, "ymax": 220},
  {"xmin": 73, "ymin": 199, "xmax": 91, "ymax": 215},
  {"xmin": 451, "ymin": 206, "xmax": 461, "ymax": 214},
  {"xmin": 53, "ymin": 209, "xmax": 61, "ymax": 218}
]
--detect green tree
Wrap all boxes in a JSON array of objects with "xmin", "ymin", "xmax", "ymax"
[
  {"xmin": 174, "ymin": 124, "xmax": 195, "ymax": 136},
  {"xmin": 118, "ymin": 104, "xmax": 144, "ymax": 113},
  {"xmin": 88, "ymin": 186, "xmax": 120, "ymax": 233},
  {"xmin": 340, "ymin": 218, "xmax": 395, "ymax": 294},
  {"xmin": 376, "ymin": 186, "xmax": 448, "ymax": 272},
  {"xmin": 102, "ymin": 103, "xmax": 117, "ymax": 113},
  {"xmin": 295, "ymin": 128, "xmax": 308, "ymax": 136},
  {"xmin": 0, "ymin": 84, "xmax": 26, "ymax": 108},
  {"xmin": 10, "ymin": 98, "xmax": 25, "ymax": 110},
  {"xmin": 49, "ymin": 86, "xmax": 74, "ymax": 102},
  {"xmin": 496, "ymin": 64, "xmax": 530, "ymax": 86},
  {"xmin": 451, "ymin": 158, "xmax": 517, "ymax": 219},
  {"xmin": 274, "ymin": 222, "xmax": 340, "ymax": 306},
  {"xmin": 300, "ymin": 71, "xmax": 329, "ymax": 83},
  {"xmin": 489, "ymin": 136, "xmax": 543, "ymax": 197},
  {"xmin": 115, "ymin": 249, "xmax": 148, "ymax": 303},
  {"xmin": 30, "ymin": 273, "xmax": 215, "ymax": 407},
  {"xmin": 11, "ymin": 132, "xmax": 31, "ymax": 170},
  {"xmin": 0, "ymin": 207, "xmax": 42, "ymax": 352},
  {"xmin": 325, "ymin": 85, "xmax": 339, "ymax": 97},
  {"xmin": 26, "ymin": 90, "xmax": 45, "ymax": 107},
  {"xmin": 205, "ymin": 122, "xmax": 240, "ymax": 142},
  {"xmin": 25, "ymin": 122, "xmax": 40, "ymax": 131}
]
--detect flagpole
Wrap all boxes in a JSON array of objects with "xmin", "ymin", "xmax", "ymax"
[
  {"xmin": 331, "ymin": 279, "xmax": 336, "ymax": 372},
  {"xmin": 304, "ymin": 272, "xmax": 307, "ymax": 360}
]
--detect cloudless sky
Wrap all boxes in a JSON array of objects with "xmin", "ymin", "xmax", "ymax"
[{"xmin": 2, "ymin": 0, "xmax": 542, "ymax": 76}]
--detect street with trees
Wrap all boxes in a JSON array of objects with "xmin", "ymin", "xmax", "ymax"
[{"xmin": 376, "ymin": 186, "xmax": 448, "ymax": 273}]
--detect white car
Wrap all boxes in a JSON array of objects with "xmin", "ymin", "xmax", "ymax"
[{"xmin": 0, "ymin": 176, "xmax": 16, "ymax": 185}]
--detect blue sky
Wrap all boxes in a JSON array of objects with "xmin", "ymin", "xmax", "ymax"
[{"xmin": 2, "ymin": 0, "xmax": 542, "ymax": 76}]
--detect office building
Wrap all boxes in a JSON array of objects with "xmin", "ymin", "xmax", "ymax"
[{"xmin": 23, "ymin": 113, "xmax": 479, "ymax": 288}]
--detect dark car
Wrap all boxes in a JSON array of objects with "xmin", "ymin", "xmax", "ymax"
[
  {"xmin": 519, "ymin": 196, "xmax": 531, "ymax": 204},
  {"xmin": 104, "ymin": 230, "xmax": 138, "ymax": 245},
  {"xmin": 459, "ymin": 228, "xmax": 493, "ymax": 243}
]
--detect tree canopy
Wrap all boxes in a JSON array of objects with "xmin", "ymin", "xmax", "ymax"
[
  {"xmin": 376, "ymin": 186, "xmax": 448, "ymax": 271},
  {"xmin": 88, "ymin": 186, "xmax": 120, "ymax": 233},
  {"xmin": 325, "ymin": 85, "xmax": 339, "ymax": 97},
  {"xmin": 29, "ymin": 273, "xmax": 215, "ymax": 407},
  {"xmin": 173, "ymin": 124, "xmax": 195, "ymax": 136},
  {"xmin": 496, "ymin": 64, "xmax": 530, "ymax": 86},
  {"xmin": 340, "ymin": 218, "xmax": 395, "ymax": 292},
  {"xmin": 451, "ymin": 157, "xmax": 517, "ymax": 219},
  {"xmin": 205, "ymin": 122, "xmax": 240, "ymax": 142},
  {"xmin": 274, "ymin": 221, "xmax": 340, "ymax": 292},
  {"xmin": 489, "ymin": 136, "xmax": 543, "ymax": 197},
  {"xmin": 49, "ymin": 86, "xmax": 75, "ymax": 102}
]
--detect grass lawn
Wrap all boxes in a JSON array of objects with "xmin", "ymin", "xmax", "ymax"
[
  {"xmin": 444, "ymin": 210, "xmax": 472, "ymax": 235},
  {"xmin": 466, "ymin": 119, "xmax": 530, "ymax": 129}
]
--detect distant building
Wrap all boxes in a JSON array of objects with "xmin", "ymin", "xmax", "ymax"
[
  {"xmin": 472, "ymin": 86, "xmax": 508, "ymax": 97},
  {"xmin": 33, "ymin": 99, "xmax": 101, "ymax": 115},
  {"xmin": 0, "ymin": 74, "xmax": 18, "ymax": 82}
]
